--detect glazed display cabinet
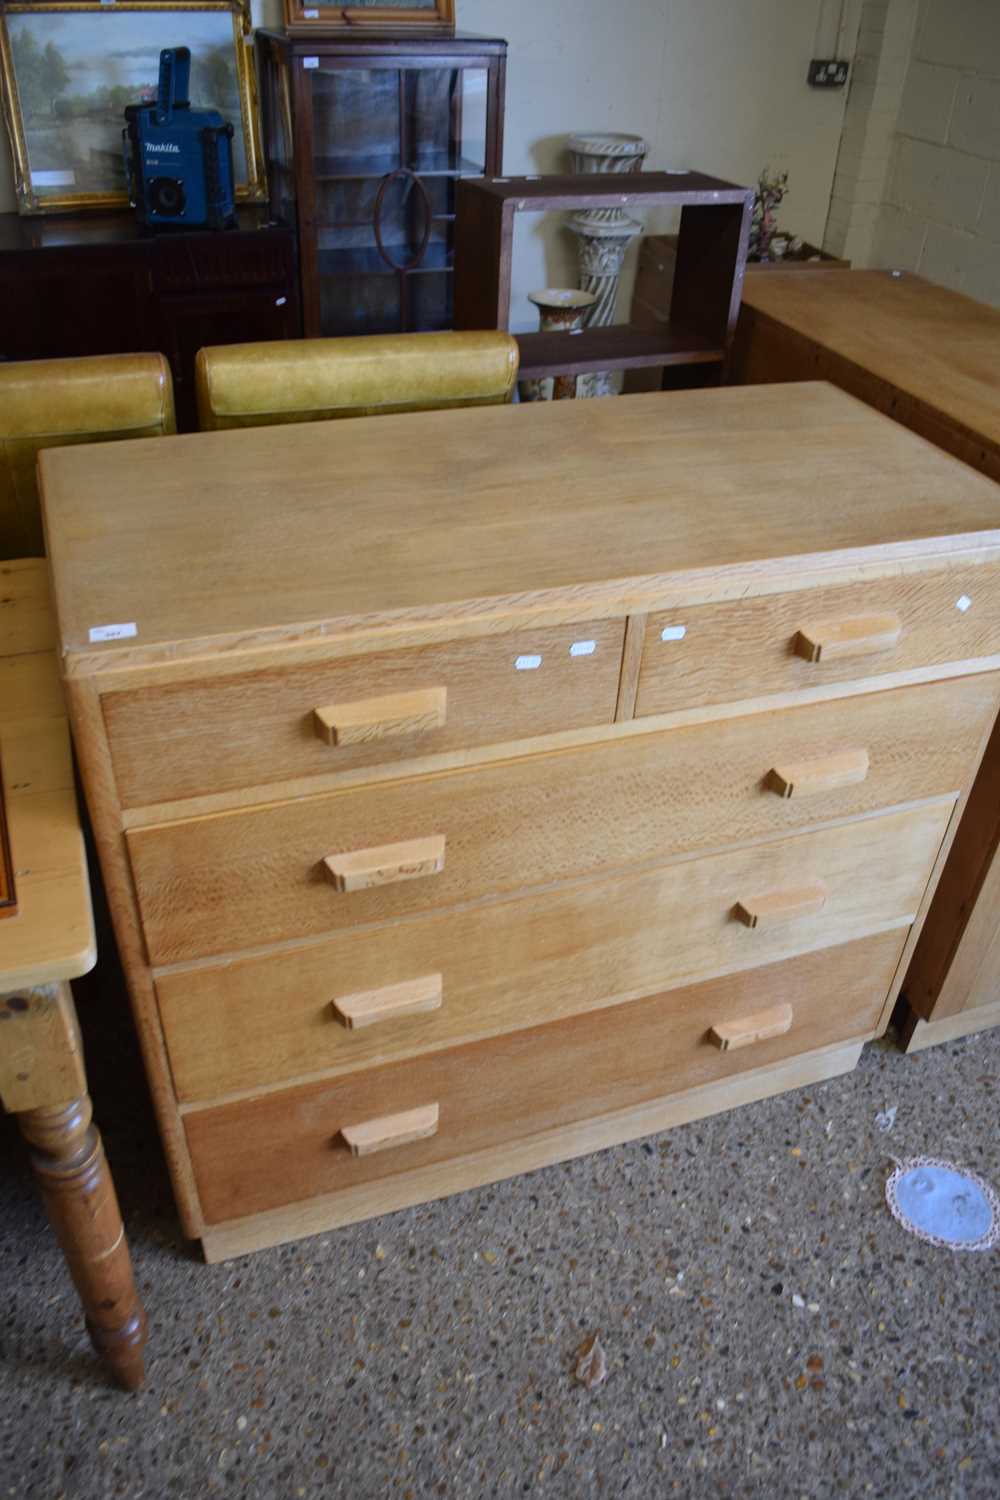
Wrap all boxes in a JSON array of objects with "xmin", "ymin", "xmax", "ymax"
[{"xmin": 256, "ymin": 30, "xmax": 506, "ymax": 338}]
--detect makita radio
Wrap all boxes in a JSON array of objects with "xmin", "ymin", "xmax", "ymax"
[{"xmin": 124, "ymin": 47, "xmax": 236, "ymax": 231}]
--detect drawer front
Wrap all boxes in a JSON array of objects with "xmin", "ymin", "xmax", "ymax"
[
  {"xmin": 637, "ymin": 565, "xmax": 1000, "ymax": 719},
  {"xmin": 104, "ymin": 619, "xmax": 626, "ymax": 807},
  {"xmin": 183, "ymin": 931, "xmax": 906, "ymax": 1223},
  {"xmin": 160, "ymin": 801, "xmax": 948, "ymax": 1101},
  {"xmin": 130, "ymin": 674, "xmax": 995, "ymax": 964}
]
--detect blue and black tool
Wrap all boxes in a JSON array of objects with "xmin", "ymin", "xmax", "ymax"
[{"xmin": 124, "ymin": 47, "xmax": 236, "ymax": 231}]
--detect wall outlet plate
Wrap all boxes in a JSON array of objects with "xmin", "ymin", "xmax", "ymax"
[{"xmin": 808, "ymin": 58, "xmax": 850, "ymax": 88}]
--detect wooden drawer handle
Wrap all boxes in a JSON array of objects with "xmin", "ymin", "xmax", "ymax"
[
  {"xmin": 314, "ymin": 687, "xmax": 447, "ymax": 746},
  {"xmin": 794, "ymin": 612, "xmax": 902, "ymax": 662},
  {"xmin": 340, "ymin": 1103, "xmax": 439, "ymax": 1158},
  {"xmin": 708, "ymin": 1002, "xmax": 793, "ymax": 1051},
  {"xmin": 766, "ymin": 748, "xmax": 870, "ymax": 799},
  {"xmin": 323, "ymin": 834, "xmax": 445, "ymax": 892},
  {"xmin": 332, "ymin": 973, "xmax": 443, "ymax": 1029},
  {"xmin": 733, "ymin": 880, "xmax": 828, "ymax": 928}
]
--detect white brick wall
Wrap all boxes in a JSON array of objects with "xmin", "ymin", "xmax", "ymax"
[
  {"xmin": 868, "ymin": 0, "xmax": 1000, "ymax": 306},
  {"xmin": 824, "ymin": 0, "xmax": 917, "ymax": 263}
]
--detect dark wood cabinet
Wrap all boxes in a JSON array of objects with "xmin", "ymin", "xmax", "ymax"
[
  {"xmin": 0, "ymin": 208, "xmax": 300, "ymax": 430},
  {"xmin": 256, "ymin": 29, "xmax": 505, "ymax": 339}
]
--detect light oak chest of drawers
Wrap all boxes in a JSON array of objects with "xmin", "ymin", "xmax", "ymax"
[{"xmin": 41, "ymin": 383, "xmax": 1000, "ymax": 1261}]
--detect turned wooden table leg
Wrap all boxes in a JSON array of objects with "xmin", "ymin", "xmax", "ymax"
[
  {"xmin": 17, "ymin": 1094, "xmax": 147, "ymax": 1390},
  {"xmin": 2, "ymin": 982, "xmax": 147, "ymax": 1390}
]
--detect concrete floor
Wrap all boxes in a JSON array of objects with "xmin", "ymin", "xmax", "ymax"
[{"xmin": 1, "ymin": 961, "xmax": 998, "ymax": 1500}]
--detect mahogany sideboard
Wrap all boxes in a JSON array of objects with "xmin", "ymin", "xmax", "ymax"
[
  {"xmin": 0, "ymin": 208, "xmax": 299, "ymax": 432},
  {"xmin": 40, "ymin": 382, "xmax": 1000, "ymax": 1260},
  {"xmin": 733, "ymin": 269, "xmax": 1000, "ymax": 1052}
]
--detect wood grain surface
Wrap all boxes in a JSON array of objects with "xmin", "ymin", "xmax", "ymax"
[
  {"xmin": 158, "ymin": 802, "xmax": 948, "ymax": 1101},
  {"xmin": 636, "ymin": 564, "xmax": 1000, "ymax": 717},
  {"xmin": 40, "ymin": 384, "xmax": 1000, "ymax": 670},
  {"xmin": 183, "ymin": 932, "xmax": 905, "ymax": 1224},
  {"xmin": 200, "ymin": 1039, "xmax": 867, "ymax": 1260},
  {"xmin": 128, "ymin": 676, "xmax": 994, "ymax": 964},
  {"xmin": 735, "ymin": 270, "xmax": 1000, "ymax": 460},
  {"xmin": 102, "ymin": 618, "xmax": 624, "ymax": 806}
]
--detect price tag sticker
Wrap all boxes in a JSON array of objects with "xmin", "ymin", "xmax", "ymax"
[
  {"xmin": 303, "ymin": 56, "xmax": 320, "ymax": 70},
  {"xmin": 89, "ymin": 622, "xmax": 138, "ymax": 643}
]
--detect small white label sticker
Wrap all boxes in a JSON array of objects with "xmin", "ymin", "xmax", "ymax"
[
  {"xmin": 660, "ymin": 624, "xmax": 687, "ymax": 642},
  {"xmin": 89, "ymin": 622, "xmax": 138, "ymax": 643},
  {"xmin": 275, "ymin": 296, "xmax": 288, "ymax": 306},
  {"xmin": 515, "ymin": 654, "xmax": 542, "ymax": 671},
  {"xmin": 570, "ymin": 640, "xmax": 596, "ymax": 656},
  {"xmin": 33, "ymin": 169, "xmax": 77, "ymax": 187},
  {"xmin": 304, "ymin": 6, "xmax": 320, "ymax": 14},
  {"xmin": 956, "ymin": 595, "xmax": 972, "ymax": 612},
  {"xmin": 303, "ymin": 56, "xmax": 320, "ymax": 70}
]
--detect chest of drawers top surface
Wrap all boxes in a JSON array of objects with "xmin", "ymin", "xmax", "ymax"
[
  {"xmin": 41, "ymin": 382, "xmax": 1000, "ymax": 673},
  {"xmin": 740, "ymin": 272, "xmax": 1000, "ymax": 453}
]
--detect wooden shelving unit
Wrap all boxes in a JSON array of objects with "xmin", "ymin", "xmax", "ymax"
[{"xmin": 453, "ymin": 171, "xmax": 752, "ymax": 387}]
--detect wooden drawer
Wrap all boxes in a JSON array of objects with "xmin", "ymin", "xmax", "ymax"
[
  {"xmin": 129, "ymin": 674, "xmax": 995, "ymax": 964},
  {"xmin": 103, "ymin": 619, "xmax": 626, "ymax": 807},
  {"xmin": 160, "ymin": 800, "xmax": 948, "ymax": 1101},
  {"xmin": 183, "ymin": 931, "xmax": 906, "ymax": 1223},
  {"xmin": 636, "ymin": 565, "xmax": 1000, "ymax": 719}
]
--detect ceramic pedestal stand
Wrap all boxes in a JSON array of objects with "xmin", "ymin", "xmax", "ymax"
[
  {"xmin": 519, "ymin": 288, "xmax": 598, "ymax": 402},
  {"xmin": 566, "ymin": 132, "xmax": 647, "ymax": 398}
]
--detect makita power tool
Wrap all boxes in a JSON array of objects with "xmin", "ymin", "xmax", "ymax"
[{"xmin": 124, "ymin": 47, "xmax": 236, "ymax": 231}]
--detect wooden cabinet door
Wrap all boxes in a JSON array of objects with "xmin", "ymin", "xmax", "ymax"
[{"xmin": 0, "ymin": 247, "xmax": 153, "ymax": 362}]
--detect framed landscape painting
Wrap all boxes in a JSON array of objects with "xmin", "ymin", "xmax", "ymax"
[
  {"xmin": 284, "ymin": 1, "xmax": 454, "ymax": 29},
  {"xmin": 0, "ymin": 1, "xmax": 266, "ymax": 213}
]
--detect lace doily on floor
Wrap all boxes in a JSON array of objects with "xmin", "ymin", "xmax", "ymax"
[{"xmin": 885, "ymin": 1156, "xmax": 999, "ymax": 1252}]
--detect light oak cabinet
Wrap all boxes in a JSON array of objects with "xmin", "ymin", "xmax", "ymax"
[{"xmin": 40, "ymin": 382, "xmax": 1000, "ymax": 1261}]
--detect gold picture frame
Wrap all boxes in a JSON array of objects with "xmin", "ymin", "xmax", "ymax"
[
  {"xmin": 283, "ymin": 1, "xmax": 455, "ymax": 30},
  {"xmin": 0, "ymin": 1, "xmax": 266, "ymax": 214}
]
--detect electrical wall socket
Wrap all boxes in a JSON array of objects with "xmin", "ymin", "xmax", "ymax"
[{"xmin": 808, "ymin": 58, "xmax": 850, "ymax": 88}]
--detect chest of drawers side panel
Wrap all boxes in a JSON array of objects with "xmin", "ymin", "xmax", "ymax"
[
  {"xmin": 60, "ymin": 675, "xmax": 206, "ymax": 1238},
  {"xmin": 903, "ymin": 709, "xmax": 1000, "ymax": 1022}
]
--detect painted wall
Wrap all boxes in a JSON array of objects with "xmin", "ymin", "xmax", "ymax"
[
  {"xmin": 458, "ymin": 0, "xmax": 860, "ymax": 329},
  {"xmin": 823, "ymin": 0, "xmax": 917, "ymax": 267},
  {"xmin": 0, "ymin": 1, "xmax": 858, "ymax": 328},
  {"xmin": 869, "ymin": 0, "xmax": 1000, "ymax": 306}
]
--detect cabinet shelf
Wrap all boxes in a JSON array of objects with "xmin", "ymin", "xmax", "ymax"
[
  {"xmin": 313, "ymin": 151, "xmax": 486, "ymax": 182},
  {"xmin": 516, "ymin": 323, "xmax": 725, "ymax": 380},
  {"xmin": 318, "ymin": 244, "xmax": 452, "ymax": 276},
  {"xmin": 455, "ymin": 169, "xmax": 752, "ymax": 389}
]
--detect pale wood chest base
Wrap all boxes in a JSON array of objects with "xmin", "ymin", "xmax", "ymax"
[
  {"xmin": 897, "ymin": 997, "xmax": 1000, "ymax": 1054},
  {"xmin": 200, "ymin": 1037, "xmax": 864, "ymax": 1263}
]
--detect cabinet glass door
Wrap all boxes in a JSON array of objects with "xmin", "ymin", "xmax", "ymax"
[{"xmin": 308, "ymin": 63, "xmax": 490, "ymax": 336}]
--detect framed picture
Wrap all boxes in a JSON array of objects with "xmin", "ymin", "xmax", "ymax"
[
  {"xmin": 284, "ymin": 1, "xmax": 455, "ymax": 29},
  {"xmin": 0, "ymin": 1, "xmax": 266, "ymax": 214}
]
